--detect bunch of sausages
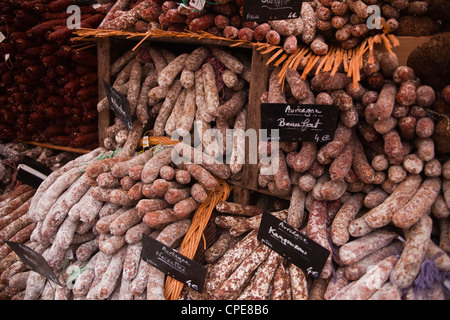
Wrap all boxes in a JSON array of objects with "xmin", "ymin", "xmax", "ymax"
[
  {"xmin": 199, "ymin": 158, "xmax": 449, "ymax": 300},
  {"xmin": 0, "ymin": 184, "xmax": 37, "ymax": 299},
  {"xmin": 101, "ymin": 44, "xmax": 250, "ymax": 179},
  {"xmin": 96, "ymin": 1, "xmax": 431, "ymax": 58},
  {"xmin": 0, "ymin": 0, "xmax": 106, "ymax": 148},
  {"xmin": 200, "ymin": 50, "xmax": 450, "ymax": 299},
  {"xmin": 0, "ymin": 133, "xmax": 234, "ymax": 299}
]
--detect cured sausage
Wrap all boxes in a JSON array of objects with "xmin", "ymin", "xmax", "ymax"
[
  {"xmin": 392, "ymin": 215, "xmax": 433, "ymax": 289},
  {"xmin": 392, "ymin": 178, "xmax": 441, "ymax": 229},
  {"xmin": 338, "ymin": 229, "xmax": 398, "ymax": 265},
  {"xmin": 364, "ymin": 174, "xmax": 422, "ymax": 228}
]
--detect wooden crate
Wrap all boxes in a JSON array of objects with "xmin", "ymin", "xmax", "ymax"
[{"xmin": 95, "ymin": 35, "xmax": 273, "ymax": 204}]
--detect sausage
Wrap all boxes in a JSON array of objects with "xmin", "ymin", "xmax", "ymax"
[
  {"xmin": 301, "ymin": 2, "xmax": 317, "ymax": 44},
  {"xmin": 270, "ymin": 262, "xmax": 291, "ymax": 300},
  {"xmin": 383, "ymin": 129, "xmax": 404, "ymax": 164},
  {"xmin": 173, "ymin": 197, "xmax": 199, "ymax": 218},
  {"xmin": 338, "ymin": 230, "xmax": 398, "ymax": 265},
  {"xmin": 185, "ymin": 47, "xmax": 209, "ymax": 72},
  {"xmin": 125, "ymin": 221, "xmax": 152, "ymax": 244},
  {"xmin": 209, "ymin": 47, "xmax": 244, "ymax": 75},
  {"xmin": 34, "ymin": 167, "xmax": 85, "ymax": 221},
  {"xmin": 285, "ymin": 69, "xmax": 310, "ymax": 101},
  {"xmin": 153, "ymin": 80, "xmax": 183, "ymax": 136},
  {"xmin": 306, "ymin": 200, "xmax": 332, "ymax": 279},
  {"xmin": 150, "ymin": 179, "xmax": 181, "ymax": 197},
  {"xmin": 364, "ymin": 174, "xmax": 422, "ymax": 228},
  {"xmin": 202, "ymin": 63, "xmax": 220, "ymax": 117},
  {"xmin": 128, "ymin": 181, "xmax": 144, "ymax": 201},
  {"xmin": 268, "ymin": 67, "xmax": 286, "ymax": 103},
  {"xmin": 268, "ymin": 20, "xmax": 295, "ymax": 37},
  {"xmin": 164, "ymin": 188, "xmax": 190, "ymax": 205},
  {"xmin": 175, "ymin": 169, "xmax": 191, "ymax": 185},
  {"xmin": 216, "ymin": 90, "xmax": 247, "ymax": 119},
  {"xmin": 265, "ymin": 30, "xmax": 281, "ymax": 46},
  {"xmin": 344, "ymin": 242, "xmax": 402, "ymax": 281},
  {"xmin": 216, "ymin": 201, "xmax": 263, "ymax": 217},
  {"xmin": 96, "ymin": 246, "xmax": 127, "ymax": 300},
  {"xmin": 331, "ymin": 255, "xmax": 399, "ymax": 300},
  {"xmin": 122, "ymin": 242, "xmax": 142, "ymax": 282},
  {"xmin": 392, "ymin": 215, "xmax": 433, "ymax": 289},
  {"xmin": 239, "ymin": 250, "xmax": 283, "ymax": 300},
  {"xmin": 98, "ymin": 234, "xmax": 126, "ymax": 255},
  {"xmin": 415, "ymin": 138, "xmax": 435, "ymax": 162},
  {"xmin": 352, "ymin": 137, "xmax": 375, "ymax": 184},
  {"xmin": 375, "ymin": 83, "xmax": 397, "ymax": 120},
  {"xmin": 253, "ymin": 23, "xmax": 270, "ymax": 42},
  {"xmin": 293, "ymin": 142, "xmax": 317, "ymax": 173},
  {"xmin": 311, "ymin": 72, "xmax": 350, "ymax": 92},
  {"xmin": 331, "ymin": 193, "xmax": 365, "ymax": 246},
  {"xmin": 210, "ymin": 244, "xmax": 271, "ymax": 300},
  {"xmin": 141, "ymin": 148, "xmax": 174, "ymax": 184},
  {"xmin": 324, "ymin": 267, "xmax": 350, "ymax": 300},
  {"xmin": 173, "ymin": 143, "xmax": 231, "ymax": 180},
  {"xmin": 95, "ymin": 207, "xmax": 127, "ymax": 233},
  {"xmin": 189, "ymin": 14, "xmax": 215, "ymax": 32},
  {"xmin": 415, "ymin": 117, "xmax": 435, "ymax": 139},
  {"xmin": 190, "ymin": 183, "xmax": 208, "ymax": 204},
  {"xmin": 206, "ymin": 229, "xmax": 260, "ymax": 296},
  {"xmin": 329, "ymin": 140, "xmax": 354, "ymax": 181},
  {"xmin": 111, "ymin": 150, "xmax": 153, "ymax": 178},
  {"xmin": 109, "ymin": 189, "xmax": 138, "ymax": 207},
  {"xmin": 109, "ymin": 207, "xmax": 141, "ymax": 236},
  {"xmin": 392, "ymin": 178, "xmax": 441, "ymax": 229},
  {"xmin": 142, "ymin": 208, "xmax": 179, "ymax": 229}
]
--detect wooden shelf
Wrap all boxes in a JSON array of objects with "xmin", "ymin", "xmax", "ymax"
[{"xmin": 17, "ymin": 141, "xmax": 93, "ymax": 154}]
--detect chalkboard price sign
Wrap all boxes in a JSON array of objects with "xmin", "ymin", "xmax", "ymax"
[
  {"xmin": 103, "ymin": 80, "xmax": 133, "ymax": 130},
  {"xmin": 257, "ymin": 212, "xmax": 330, "ymax": 279},
  {"xmin": 141, "ymin": 233, "xmax": 207, "ymax": 293},
  {"xmin": 6, "ymin": 241, "xmax": 62, "ymax": 286},
  {"xmin": 260, "ymin": 103, "xmax": 339, "ymax": 143},
  {"xmin": 242, "ymin": 0, "xmax": 303, "ymax": 22}
]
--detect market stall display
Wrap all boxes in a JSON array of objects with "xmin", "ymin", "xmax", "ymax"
[{"xmin": 0, "ymin": 0, "xmax": 449, "ymax": 301}]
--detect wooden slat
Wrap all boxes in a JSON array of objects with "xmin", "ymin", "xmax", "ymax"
[
  {"xmin": 241, "ymin": 47, "xmax": 271, "ymax": 192},
  {"xmin": 97, "ymin": 38, "xmax": 111, "ymax": 148}
]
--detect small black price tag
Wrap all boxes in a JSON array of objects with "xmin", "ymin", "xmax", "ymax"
[
  {"xmin": 257, "ymin": 211, "xmax": 330, "ymax": 279},
  {"xmin": 141, "ymin": 233, "xmax": 207, "ymax": 293},
  {"xmin": 242, "ymin": 0, "xmax": 302, "ymax": 22},
  {"xmin": 103, "ymin": 80, "xmax": 133, "ymax": 130},
  {"xmin": 6, "ymin": 241, "xmax": 62, "ymax": 286},
  {"xmin": 260, "ymin": 103, "xmax": 339, "ymax": 143}
]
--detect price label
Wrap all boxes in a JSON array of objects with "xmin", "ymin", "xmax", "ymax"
[
  {"xmin": 257, "ymin": 212, "xmax": 330, "ymax": 279},
  {"xmin": 189, "ymin": 0, "xmax": 206, "ymax": 11},
  {"xmin": 103, "ymin": 80, "xmax": 133, "ymax": 130},
  {"xmin": 242, "ymin": 0, "xmax": 303, "ymax": 22},
  {"xmin": 6, "ymin": 241, "xmax": 62, "ymax": 286},
  {"xmin": 260, "ymin": 103, "xmax": 339, "ymax": 143},
  {"xmin": 141, "ymin": 234, "xmax": 207, "ymax": 293}
]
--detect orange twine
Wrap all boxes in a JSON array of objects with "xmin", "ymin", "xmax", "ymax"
[{"xmin": 164, "ymin": 177, "xmax": 232, "ymax": 300}]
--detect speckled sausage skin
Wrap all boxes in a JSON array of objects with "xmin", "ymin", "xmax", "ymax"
[
  {"xmin": 331, "ymin": 255, "xmax": 399, "ymax": 300},
  {"xmin": 392, "ymin": 215, "xmax": 433, "ymax": 289},
  {"xmin": 364, "ymin": 174, "xmax": 422, "ymax": 228},
  {"xmin": 210, "ymin": 244, "xmax": 271, "ymax": 300},
  {"xmin": 375, "ymin": 83, "xmax": 397, "ymax": 120},
  {"xmin": 307, "ymin": 200, "xmax": 332, "ymax": 279},
  {"xmin": 392, "ymin": 177, "xmax": 441, "ymax": 229},
  {"xmin": 344, "ymin": 242, "xmax": 402, "ymax": 281},
  {"xmin": 338, "ymin": 229, "xmax": 398, "ymax": 265},
  {"xmin": 206, "ymin": 229, "xmax": 260, "ymax": 296},
  {"xmin": 331, "ymin": 193, "xmax": 365, "ymax": 246}
]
